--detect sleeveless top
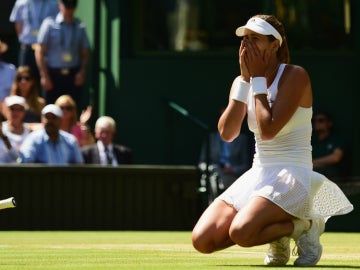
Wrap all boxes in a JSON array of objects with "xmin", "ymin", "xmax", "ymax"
[
  {"xmin": 218, "ymin": 64, "xmax": 353, "ymax": 219},
  {"xmin": 247, "ymin": 64, "xmax": 313, "ymax": 168}
]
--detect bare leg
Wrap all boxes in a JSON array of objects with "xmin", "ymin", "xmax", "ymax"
[
  {"xmin": 229, "ymin": 196, "xmax": 294, "ymax": 247},
  {"xmin": 192, "ymin": 199, "xmax": 237, "ymax": 253}
]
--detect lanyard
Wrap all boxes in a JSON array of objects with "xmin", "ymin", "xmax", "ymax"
[
  {"xmin": 60, "ymin": 22, "xmax": 77, "ymax": 52},
  {"xmin": 27, "ymin": 0, "xmax": 46, "ymax": 29}
]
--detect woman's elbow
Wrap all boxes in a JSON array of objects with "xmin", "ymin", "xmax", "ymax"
[{"xmin": 218, "ymin": 129, "xmax": 238, "ymax": 142}]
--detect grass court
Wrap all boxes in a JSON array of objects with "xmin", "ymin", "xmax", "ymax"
[{"xmin": 0, "ymin": 231, "xmax": 358, "ymax": 269}]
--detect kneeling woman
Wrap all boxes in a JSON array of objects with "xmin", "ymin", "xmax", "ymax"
[{"xmin": 191, "ymin": 14, "xmax": 353, "ymax": 267}]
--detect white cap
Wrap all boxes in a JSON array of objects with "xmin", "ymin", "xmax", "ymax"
[
  {"xmin": 235, "ymin": 17, "xmax": 283, "ymax": 46},
  {"xmin": 5, "ymin": 95, "xmax": 26, "ymax": 107},
  {"xmin": 41, "ymin": 104, "xmax": 63, "ymax": 118}
]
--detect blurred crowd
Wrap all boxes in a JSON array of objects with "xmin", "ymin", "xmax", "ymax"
[{"xmin": 1, "ymin": 0, "xmax": 132, "ymax": 165}]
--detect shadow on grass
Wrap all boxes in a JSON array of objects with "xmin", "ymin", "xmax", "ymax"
[{"xmin": 215, "ymin": 265, "xmax": 360, "ymax": 268}]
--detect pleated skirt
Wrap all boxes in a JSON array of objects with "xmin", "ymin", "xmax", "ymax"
[{"xmin": 218, "ymin": 165, "xmax": 353, "ymax": 220}]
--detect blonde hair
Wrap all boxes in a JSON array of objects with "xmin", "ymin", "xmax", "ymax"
[{"xmin": 55, "ymin": 95, "xmax": 78, "ymax": 127}]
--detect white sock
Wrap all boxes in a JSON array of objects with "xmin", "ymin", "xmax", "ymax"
[{"xmin": 290, "ymin": 219, "xmax": 311, "ymax": 240}]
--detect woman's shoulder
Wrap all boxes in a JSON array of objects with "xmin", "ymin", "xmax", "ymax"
[
  {"xmin": 282, "ymin": 64, "xmax": 311, "ymax": 86},
  {"xmin": 281, "ymin": 64, "xmax": 312, "ymax": 107},
  {"xmin": 284, "ymin": 64, "xmax": 309, "ymax": 77}
]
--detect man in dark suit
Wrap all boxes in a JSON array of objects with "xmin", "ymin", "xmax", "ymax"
[{"xmin": 81, "ymin": 116, "xmax": 132, "ymax": 165}]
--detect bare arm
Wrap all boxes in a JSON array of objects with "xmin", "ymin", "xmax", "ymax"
[
  {"xmin": 254, "ymin": 66, "xmax": 312, "ymax": 140},
  {"xmin": 35, "ymin": 44, "xmax": 48, "ymax": 77},
  {"xmin": 35, "ymin": 44, "xmax": 52, "ymax": 90},
  {"xmin": 75, "ymin": 48, "xmax": 89, "ymax": 86},
  {"xmin": 14, "ymin": 22, "xmax": 23, "ymax": 37},
  {"xmin": 218, "ymin": 41, "xmax": 249, "ymax": 142},
  {"xmin": 218, "ymin": 79, "xmax": 247, "ymax": 142},
  {"xmin": 79, "ymin": 48, "xmax": 89, "ymax": 75},
  {"xmin": 244, "ymin": 40, "xmax": 312, "ymax": 140},
  {"xmin": 313, "ymin": 148, "xmax": 344, "ymax": 168}
]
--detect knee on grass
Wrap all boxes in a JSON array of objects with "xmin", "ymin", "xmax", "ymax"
[{"xmin": 191, "ymin": 230, "xmax": 217, "ymax": 254}]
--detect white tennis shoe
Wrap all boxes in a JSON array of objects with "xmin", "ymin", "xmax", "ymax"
[
  {"xmin": 294, "ymin": 218, "xmax": 325, "ymax": 266},
  {"xmin": 264, "ymin": 236, "xmax": 290, "ymax": 266}
]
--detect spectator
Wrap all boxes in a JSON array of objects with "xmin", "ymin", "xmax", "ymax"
[
  {"xmin": 0, "ymin": 40, "xmax": 16, "ymax": 103},
  {"xmin": 198, "ymin": 109, "xmax": 253, "ymax": 196},
  {"xmin": 198, "ymin": 130, "xmax": 252, "ymax": 193},
  {"xmin": 81, "ymin": 116, "xmax": 132, "ymax": 165},
  {"xmin": 9, "ymin": 0, "xmax": 59, "ymax": 84},
  {"xmin": 8, "ymin": 65, "xmax": 45, "ymax": 126},
  {"xmin": 312, "ymin": 111, "xmax": 347, "ymax": 178},
  {"xmin": 20, "ymin": 104, "xmax": 84, "ymax": 164},
  {"xmin": 35, "ymin": 0, "xmax": 91, "ymax": 108},
  {"xmin": 55, "ymin": 94, "xmax": 94, "ymax": 147},
  {"xmin": 0, "ymin": 96, "xmax": 30, "ymax": 163}
]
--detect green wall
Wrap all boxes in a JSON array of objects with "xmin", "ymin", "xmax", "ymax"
[
  {"xmin": 2, "ymin": 1, "xmax": 358, "ymax": 175},
  {"xmin": 74, "ymin": 0, "xmax": 360, "ymax": 175}
]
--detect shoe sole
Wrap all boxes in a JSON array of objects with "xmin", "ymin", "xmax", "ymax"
[{"xmin": 264, "ymin": 260, "xmax": 289, "ymax": 266}]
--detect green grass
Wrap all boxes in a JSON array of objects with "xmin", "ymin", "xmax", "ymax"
[{"xmin": 0, "ymin": 231, "xmax": 358, "ymax": 269}]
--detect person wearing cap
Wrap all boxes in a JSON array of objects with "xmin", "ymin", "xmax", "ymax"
[
  {"xmin": 0, "ymin": 95, "xmax": 30, "ymax": 163},
  {"xmin": 35, "ymin": 0, "xmax": 91, "ymax": 108},
  {"xmin": 20, "ymin": 104, "xmax": 84, "ymax": 164},
  {"xmin": 9, "ymin": 0, "xmax": 59, "ymax": 84},
  {"xmin": 191, "ymin": 14, "xmax": 353, "ymax": 267},
  {"xmin": 0, "ymin": 40, "xmax": 16, "ymax": 103}
]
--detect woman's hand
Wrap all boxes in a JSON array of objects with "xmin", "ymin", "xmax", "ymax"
[
  {"xmin": 239, "ymin": 40, "xmax": 250, "ymax": 82},
  {"xmin": 243, "ymin": 40, "xmax": 269, "ymax": 78},
  {"xmin": 75, "ymin": 71, "xmax": 86, "ymax": 86},
  {"xmin": 80, "ymin": 105, "xmax": 92, "ymax": 125},
  {"xmin": 41, "ymin": 74, "xmax": 53, "ymax": 91}
]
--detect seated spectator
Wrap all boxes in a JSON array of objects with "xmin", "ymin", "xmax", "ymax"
[
  {"xmin": 20, "ymin": 104, "xmax": 84, "ymax": 164},
  {"xmin": 81, "ymin": 116, "xmax": 132, "ymax": 165},
  {"xmin": 198, "ymin": 108, "xmax": 253, "ymax": 198},
  {"xmin": 312, "ymin": 111, "xmax": 348, "ymax": 179},
  {"xmin": 0, "ymin": 96, "xmax": 30, "ymax": 163},
  {"xmin": 0, "ymin": 40, "xmax": 16, "ymax": 103},
  {"xmin": 8, "ymin": 66, "xmax": 45, "ymax": 130},
  {"xmin": 55, "ymin": 95, "xmax": 95, "ymax": 147},
  {"xmin": 198, "ymin": 129, "xmax": 253, "ymax": 196}
]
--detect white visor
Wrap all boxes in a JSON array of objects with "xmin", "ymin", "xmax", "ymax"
[{"xmin": 235, "ymin": 17, "xmax": 283, "ymax": 46}]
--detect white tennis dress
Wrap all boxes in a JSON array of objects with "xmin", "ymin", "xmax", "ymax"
[{"xmin": 218, "ymin": 64, "xmax": 353, "ymax": 220}]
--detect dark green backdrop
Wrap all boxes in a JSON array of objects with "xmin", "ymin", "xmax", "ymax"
[
  {"xmin": 1, "ymin": 0, "xmax": 359, "ymax": 175},
  {"xmin": 81, "ymin": 1, "xmax": 360, "ymax": 174}
]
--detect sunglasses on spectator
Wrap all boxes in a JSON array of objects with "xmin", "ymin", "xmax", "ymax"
[
  {"xmin": 16, "ymin": 76, "xmax": 32, "ymax": 82},
  {"xmin": 60, "ymin": 105, "xmax": 74, "ymax": 111}
]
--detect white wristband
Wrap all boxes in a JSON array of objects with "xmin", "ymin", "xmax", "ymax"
[
  {"xmin": 231, "ymin": 78, "xmax": 250, "ymax": 104},
  {"xmin": 251, "ymin": 77, "xmax": 267, "ymax": 96}
]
